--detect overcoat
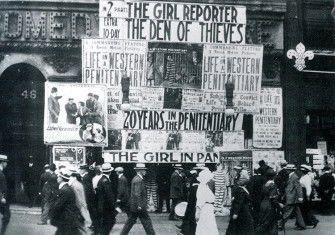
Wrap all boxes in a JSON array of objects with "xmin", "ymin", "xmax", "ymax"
[
  {"xmin": 285, "ymin": 172, "xmax": 303, "ymax": 205},
  {"xmin": 129, "ymin": 174, "xmax": 147, "ymax": 212},
  {"xmin": 170, "ymin": 172, "xmax": 184, "ymax": 199},
  {"xmin": 96, "ymin": 175, "xmax": 116, "ymax": 220},
  {"xmin": 117, "ymin": 174, "xmax": 130, "ymax": 210}
]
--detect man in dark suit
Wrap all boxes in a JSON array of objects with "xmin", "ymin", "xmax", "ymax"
[
  {"xmin": 78, "ymin": 165, "xmax": 97, "ymax": 231},
  {"xmin": 120, "ymin": 164, "xmax": 156, "ymax": 235},
  {"xmin": 65, "ymin": 98, "xmax": 77, "ymax": 124},
  {"xmin": 22, "ymin": 155, "xmax": 38, "ymax": 208},
  {"xmin": 0, "ymin": 155, "xmax": 10, "ymax": 235},
  {"xmin": 49, "ymin": 168, "xmax": 84, "ymax": 235},
  {"xmin": 169, "ymin": 164, "xmax": 185, "ymax": 221},
  {"xmin": 96, "ymin": 163, "xmax": 117, "ymax": 235},
  {"xmin": 48, "ymin": 87, "xmax": 61, "ymax": 124},
  {"xmin": 77, "ymin": 102, "xmax": 89, "ymax": 126},
  {"xmin": 115, "ymin": 167, "xmax": 130, "ymax": 217}
]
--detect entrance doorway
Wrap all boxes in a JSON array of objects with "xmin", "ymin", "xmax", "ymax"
[{"xmin": 0, "ymin": 63, "xmax": 46, "ymax": 203}]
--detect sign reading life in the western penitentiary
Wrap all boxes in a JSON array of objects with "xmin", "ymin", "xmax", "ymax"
[
  {"xmin": 44, "ymin": 82, "xmax": 108, "ymax": 146},
  {"xmin": 253, "ymin": 87, "xmax": 282, "ymax": 148},
  {"xmin": 99, "ymin": 0, "xmax": 246, "ymax": 43}
]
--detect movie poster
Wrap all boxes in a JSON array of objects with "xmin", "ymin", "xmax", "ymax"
[
  {"xmin": 121, "ymin": 130, "xmax": 167, "ymax": 151},
  {"xmin": 147, "ymin": 42, "xmax": 203, "ymax": 88},
  {"xmin": 163, "ymin": 88, "xmax": 183, "ymax": 109},
  {"xmin": 181, "ymin": 89, "xmax": 204, "ymax": 111},
  {"xmin": 53, "ymin": 146, "xmax": 86, "ymax": 167},
  {"xmin": 178, "ymin": 132, "xmax": 207, "ymax": 151},
  {"xmin": 220, "ymin": 150, "xmax": 253, "ymax": 176},
  {"xmin": 44, "ymin": 82, "xmax": 108, "ymax": 146},
  {"xmin": 221, "ymin": 131, "xmax": 245, "ymax": 151},
  {"xmin": 202, "ymin": 44, "xmax": 263, "ymax": 113},
  {"xmin": 202, "ymin": 91, "xmax": 225, "ymax": 112},
  {"xmin": 253, "ymin": 87, "xmax": 283, "ymax": 148},
  {"xmin": 99, "ymin": 0, "xmax": 246, "ymax": 44},
  {"xmin": 142, "ymin": 87, "xmax": 164, "ymax": 110},
  {"xmin": 252, "ymin": 150, "xmax": 285, "ymax": 172},
  {"xmin": 82, "ymin": 38, "xmax": 147, "ymax": 87}
]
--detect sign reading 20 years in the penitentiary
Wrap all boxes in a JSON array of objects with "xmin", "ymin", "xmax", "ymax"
[{"xmin": 99, "ymin": 0, "xmax": 246, "ymax": 44}]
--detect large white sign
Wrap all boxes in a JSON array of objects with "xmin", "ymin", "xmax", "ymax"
[
  {"xmin": 253, "ymin": 87, "xmax": 283, "ymax": 148},
  {"xmin": 99, "ymin": 0, "xmax": 246, "ymax": 44}
]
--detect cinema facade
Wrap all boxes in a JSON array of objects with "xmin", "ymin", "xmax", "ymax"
[{"xmin": 0, "ymin": 0, "xmax": 289, "ymax": 202}]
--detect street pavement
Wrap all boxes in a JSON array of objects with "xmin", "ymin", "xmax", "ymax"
[{"xmin": 4, "ymin": 205, "xmax": 335, "ymax": 235}]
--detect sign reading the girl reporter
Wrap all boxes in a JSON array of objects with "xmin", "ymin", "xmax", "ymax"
[
  {"xmin": 82, "ymin": 38, "xmax": 147, "ymax": 87},
  {"xmin": 202, "ymin": 44, "xmax": 263, "ymax": 113},
  {"xmin": 44, "ymin": 82, "xmax": 108, "ymax": 146},
  {"xmin": 99, "ymin": 0, "xmax": 246, "ymax": 43},
  {"xmin": 253, "ymin": 88, "xmax": 283, "ymax": 148}
]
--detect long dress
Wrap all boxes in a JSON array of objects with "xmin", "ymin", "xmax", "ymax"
[{"xmin": 195, "ymin": 183, "xmax": 219, "ymax": 235}]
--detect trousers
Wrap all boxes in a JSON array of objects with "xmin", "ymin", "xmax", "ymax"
[
  {"xmin": 282, "ymin": 204, "xmax": 306, "ymax": 228},
  {"xmin": 0, "ymin": 203, "xmax": 10, "ymax": 235},
  {"xmin": 120, "ymin": 210, "xmax": 156, "ymax": 235}
]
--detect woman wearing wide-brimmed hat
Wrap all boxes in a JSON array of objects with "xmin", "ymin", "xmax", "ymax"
[{"xmin": 195, "ymin": 168, "xmax": 219, "ymax": 235}]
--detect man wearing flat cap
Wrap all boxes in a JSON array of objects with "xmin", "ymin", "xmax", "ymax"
[
  {"xmin": 65, "ymin": 98, "xmax": 77, "ymax": 124},
  {"xmin": 49, "ymin": 168, "xmax": 84, "ymax": 235},
  {"xmin": 0, "ymin": 155, "xmax": 10, "ymax": 235},
  {"xmin": 96, "ymin": 163, "xmax": 117, "ymax": 235},
  {"xmin": 169, "ymin": 164, "xmax": 185, "ymax": 221},
  {"xmin": 115, "ymin": 167, "xmax": 130, "ymax": 217},
  {"xmin": 120, "ymin": 163, "xmax": 156, "ymax": 235}
]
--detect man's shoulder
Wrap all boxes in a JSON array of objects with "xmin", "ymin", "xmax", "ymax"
[{"xmin": 132, "ymin": 175, "xmax": 142, "ymax": 183}]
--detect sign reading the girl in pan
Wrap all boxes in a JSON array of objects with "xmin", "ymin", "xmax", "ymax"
[
  {"xmin": 99, "ymin": 0, "xmax": 246, "ymax": 44},
  {"xmin": 44, "ymin": 82, "xmax": 108, "ymax": 146}
]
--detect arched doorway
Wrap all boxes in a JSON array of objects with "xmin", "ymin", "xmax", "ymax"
[{"xmin": 0, "ymin": 63, "xmax": 46, "ymax": 203}]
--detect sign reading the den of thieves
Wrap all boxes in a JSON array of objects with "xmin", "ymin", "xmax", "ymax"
[{"xmin": 99, "ymin": 0, "xmax": 246, "ymax": 43}]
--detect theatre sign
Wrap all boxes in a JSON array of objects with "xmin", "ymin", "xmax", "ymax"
[{"xmin": 0, "ymin": 9, "xmax": 99, "ymax": 45}]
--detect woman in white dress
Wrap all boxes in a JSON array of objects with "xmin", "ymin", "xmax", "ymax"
[{"xmin": 195, "ymin": 168, "xmax": 219, "ymax": 235}]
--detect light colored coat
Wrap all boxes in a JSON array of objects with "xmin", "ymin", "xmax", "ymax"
[
  {"xmin": 69, "ymin": 178, "xmax": 92, "ymax": 228},
  {"xmin": 285, "ymin": 172, "xmax": 303, "ymax": 205}
]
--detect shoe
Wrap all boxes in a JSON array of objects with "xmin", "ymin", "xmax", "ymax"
[
  {"xmin": 312, "ymin": 220, "xmax": 319, "ymax": 228},
  {"xmin": 37, "ymin": 222, "xmax": 47, "ymax": 225},
  {"xmin": 294, "ymin": 226, "xmax": 306, "ymax": 230}
]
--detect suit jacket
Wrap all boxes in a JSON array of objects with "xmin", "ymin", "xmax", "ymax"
[
  {"xmin": 96, "ymin": 175, "xmax": 115, "ymax": 218},
  {"xmin": 285, "ymin": 172, "xmax": 303, "ymax": 205},
  {"xmin": 117, "ymin": 174, "xmax": 130, "ymax": 208},
  {"xmin": 0, "ymin": 170, "xmax": 7, "ymax": 200},
  {"xmin": 65, "ymin": 103, "xmax": 77, "ymax": 124},
  {"xmin": 50, "ymin": 183, "xmax": 84, "ymax": 229},
  {"xmin": 69, "ymin": 179, "xmax": 91, "ymax": 226},
  {"xmin": 170, "ymin": 171, "xmax": 184, "ymax": 199},
  {"xmin": 129, "ymin": 174, "xmax": 147, "ymax": 212},
  {"xmin": 77, "ymin": 106, "xmax": 89, "ymax": 125},
  {"xmin": 82, "ymin": 173, "xmax": 95, "ymax": 204},
  {"xmin": 40, "ymin": 171, "xmax": 52, "ymax": 192}
]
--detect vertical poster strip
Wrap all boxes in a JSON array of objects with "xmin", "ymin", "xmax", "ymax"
[
  {"xmin": 253, "ymin": 87, "xmax": 283, "ymax": 148},
  {"xmin": 202, "ymin": 44, "xmax": 263, "ymax": 113}
]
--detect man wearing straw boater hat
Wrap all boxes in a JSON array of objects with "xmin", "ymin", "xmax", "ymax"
[
  {"xmin": 49, "ymin": 168, "xmax": 84, "ymax": 235},
  {"xmin": 96, "ymin": 163, "xmax": 117, "ymax": 235},
  {"xmin": 169, "ymin": 164, "xmax": 185, "ymax": 221},
  {"xmin": 120, "ymin": 163, "xmax": 156, "ymax": 235},
  {"xmin": 0, "ymin": 154, "xmax": 10, "ymax": 235}
]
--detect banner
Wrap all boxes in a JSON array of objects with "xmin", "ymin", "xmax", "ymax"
[
  {"xmin": 252, "ymin": 150, "xmax": 284, "ymax": 172},
  {"xmin": 53, "ymin": 146, "xmax": 86, "ymax": 165},
  {"xmin": 120, "ymin": 110, "xmax": 243, "ymax": 131},
  {"xmin": 82, "ymin": 39, "xmax": 147, "ymax": 87},
  {"xmin": 202, "ymin": 44, "xmax": 263, "ymax": 113},
  {"xmin": 103, "ymin": 151, "xmax": 220, "ymax": 163},
  {"xmin": 44, "ymin": 82, "xmax": 108, "ymax": 146},
  {"xmin": 253, "ymin": 87, "xmax": 282, "ymax": 148},
  {"xmin": 99, "ymin": 0, "xmax": 246, "ymax": 44}
]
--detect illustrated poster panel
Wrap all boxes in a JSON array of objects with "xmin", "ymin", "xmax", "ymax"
[
  {"xmin": 44, "ymin": 82, "xmax": 108, "ymax": 146},
  {"xmin": 220, "ymin": 150, "xmax": 252, "ymax": 180},
  {"xmin": 252, "ymin": 150, "xmax": 284, "ymax": 172},
  {"xmin": 202, "ymin": 44, "xmax": 263, "ymax": 113},
  {"xmin": 82, "ymin": 39, "xmax": 147, "ymax": 87},
  {"xmin": 147, "ymin": 42, "xmax": 203, "ymax": 89},
  {"xmin": 53, "ymin": 146, "xmax": 86, "ymax": 166},
  {"xmin": 99, "ymin": 0, "xmax": 246, "ymax": 44},
  {"xmin": 253, "ymin": 87, "xmax": 282, "ymax": 148}
]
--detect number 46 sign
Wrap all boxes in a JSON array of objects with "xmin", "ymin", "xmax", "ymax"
[{"xmin": 21, "ymin": 89, "xmax": 37, "ymax": 99}]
